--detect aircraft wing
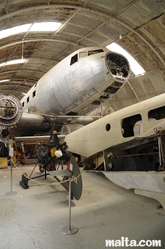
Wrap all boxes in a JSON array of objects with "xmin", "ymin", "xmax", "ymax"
[
  {"xmin": 103, "ymin": 170, "xmax": 165, "ymax": 209},
  {"xmin": 9, "ymin": 111, "xmax": 50, "ymax": 136},
  {"xmin": 14, "ymin": 110, "xmax": 101, "ymax": 136}
]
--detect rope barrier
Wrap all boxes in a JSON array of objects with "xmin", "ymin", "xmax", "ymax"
[{"xmin": 11, "ymin": 159, "xmax": 86, "ymax": 186}]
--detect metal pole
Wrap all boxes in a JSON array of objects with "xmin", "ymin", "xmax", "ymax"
[
  {"xmin": 6, "ymin": 147, "xmax": 17, "ymax": 196},
  {"xmin": 158, "ymin": 135, "xmax": 162, "ymax": 167},
  {"xmin": 68, "ymin": 177, "xmax": 72, "ymax": 230},
  {"xmin": 61, "ymin": 177, "xmax": 78, "ymax": 235}
]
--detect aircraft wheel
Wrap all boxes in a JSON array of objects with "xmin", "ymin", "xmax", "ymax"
[{"xmin": 39, "ymin": 166, "xmax": 45, "ymax": 173}]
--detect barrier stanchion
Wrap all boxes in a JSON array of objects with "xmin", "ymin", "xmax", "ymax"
[
  {"xmin": 61, "ymin": 177, "xmax": 78, "ymax": 235},
  {"xmin": 6, "ymin": 147, "xmax": 17, "ymax": 196}
]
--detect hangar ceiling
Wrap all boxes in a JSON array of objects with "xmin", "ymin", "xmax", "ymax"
[{"xmin": 0, "ymin": 0, "xmax": 165, "ymax": 111}]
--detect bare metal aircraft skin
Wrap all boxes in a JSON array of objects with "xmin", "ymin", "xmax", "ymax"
[{"xmin": 0, "ymin": 47, "xmax": 130, "ymax": 135}]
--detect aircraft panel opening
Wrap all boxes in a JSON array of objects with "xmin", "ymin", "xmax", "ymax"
[
  {"xmin": 99, "ymin": 94, "xmax": 109, "ymax": 100},
  {"xmin": 66, "ymin": 111, "xmax": 78, "ymax": 115},
  {"xmin": 104, "ymin": 82, "xmax": 123, "ymax": 95},
  {"xmin": 122, "ymin": 114, "xmax": 142, "ymax": 138},
  {"xmin": 106, "ymin": 52, "xmax": 129, "ymax": 80},
  {"xmin": 105, "ymin": 123, "xmax": 111, "ymax": 131},
  {"xmin": 91, "ymin": 100, "xmax": 101, "ymax": 105},
  {"xmin": 148, "ymin": 106, "xmax": 165, "ymax": 120}
]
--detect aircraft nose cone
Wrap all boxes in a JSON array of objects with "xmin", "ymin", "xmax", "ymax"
[{"xmin": 105, "ymin": 51, "xmax": 130, "ymax": 79}]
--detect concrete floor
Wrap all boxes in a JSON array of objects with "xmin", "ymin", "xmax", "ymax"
[{"xmin": 0, "ymin": 164, "xmax": 165, "ymax": 249}]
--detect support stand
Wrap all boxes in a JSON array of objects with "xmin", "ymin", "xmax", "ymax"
[
  {"xmin": 19, "ymin": 165, "xmax": 49, "ymax": 189},
  {"xmin": 6, "ymin": 147, "xmax": 17, "ymax": 196},
  {"xmin": 154, "ymin": 128, "xmax": 165, "ymax": 171},
  {"xmin": 61, "ymin": 177, "xmax": 78, "ymax": 235}
]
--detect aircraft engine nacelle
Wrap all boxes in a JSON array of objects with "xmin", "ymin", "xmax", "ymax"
[
  {"xmin": 60, "ymin": 124, "xmax": 84, "ymax": 135},
  {"xmin": 0, "ymin": 94, "xmax": 23, "ymax": 127}
]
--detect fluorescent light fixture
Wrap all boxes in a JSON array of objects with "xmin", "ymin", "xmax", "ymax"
[
  {"xmin": 0, "ymin": 58, "xmax": 28, "ymax": 67},
  {"xmin": 0, "ymin": 22, "xmax": 62, "ymax": 40},
  {"xmin": 0, "ymin": 79, "xmax": 10, "ymax": 83},
  {"xmin": 106, "ymin": 43, "xmax": 145, "ymax": 75}
]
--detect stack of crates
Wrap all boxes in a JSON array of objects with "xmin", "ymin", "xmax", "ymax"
[{"xmin": 0, "ymin": 157, "xmax": 7, "ymax": 168}]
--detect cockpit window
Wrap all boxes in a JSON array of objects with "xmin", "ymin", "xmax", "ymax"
[
  {"xmin": 79, "ymin": 51, "xmax": 88, "ymax": 58},
  {"xmin": 70, "ymin": 53, "xmax": 78, "ymax": 65},
  {"xmin": 71, "ymin": 49, "xmax": 103, "ymax": 63},
  {"xmin": 88, "ymin": 49, "xmax": 104, "ymax": 56},
  {"xmin": 79, "ymin": 49, "xmax": 104, "ymax": 59}
]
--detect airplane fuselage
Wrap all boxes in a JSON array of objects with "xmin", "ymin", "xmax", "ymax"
[
  {"xmin": 64, "ymin": 93, "xmax": 165, "ymax": 158},
  {"xmin": 0, "ymin": 47, "xmax": 130, "ymax": 136},
  {"xmin": 20, "ymin": 47, "xmax": 129, "ymax": 116}
]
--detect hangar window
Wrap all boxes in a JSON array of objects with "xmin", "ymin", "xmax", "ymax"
[
  {"xmin": 148, "ymin": 106, "xmax": 165, "ymax": 120},
  {"xmin": 27, "ymin": 97, "xmax": 29, "ymax": 103},
  {"xmin": 0, "ymin": 59, "xmax": 28, "ymax": 67},
  {"xmin": 122, "ymin": 114, "xmax": 142, "ymax": 138},
  {"xmin": 0, "ymin": 22, "xmax": 62, "ymax": 40},
  {"xmin": 22, "ymin": 102, "xmax": 24, "ymax": 107},
  {"xmin": 70, "ymin": 54, "xmax": 78, "ymax": 65}
]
